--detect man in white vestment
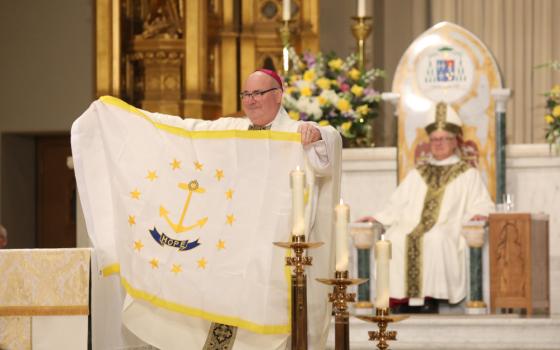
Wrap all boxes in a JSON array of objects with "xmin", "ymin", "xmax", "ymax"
[
  {"xmin": 76, "ymin": 69, "xmax": 341, "ymax": 350},
  {"xmin": 360, "ymin": 102, "xmax": 494, "ymax": 313}
]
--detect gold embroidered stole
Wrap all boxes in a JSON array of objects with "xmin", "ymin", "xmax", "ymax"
[
  {"xmin": 203, "ymin": 322, "xmax": 238, "ymax": 350},
  {"xmin": 405, "ymin": 160, "xmax": 470, "ymax": 298}
]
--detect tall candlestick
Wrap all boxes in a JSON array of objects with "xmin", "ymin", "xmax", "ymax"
[
  {"xmin": 374, "ymin": 235, "xmax": 391, "ymax": 309},
  {"xmin": 291, "ymin": 166, "xmax": 305, "ymax": 237},
  {"xmin": 335, "ymin": 199, "xmax": 350, "ymax": 271},
  {"xmin": 283, "ymin": 0, "xmax": 291, "ymax": 21},
  {"xmin": 357, "ymin": 0, "xmax": 366, "ymax": 17}
]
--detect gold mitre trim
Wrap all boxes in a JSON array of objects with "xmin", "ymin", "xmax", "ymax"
[{"xmin": 425, "ymin": 102, "xmax": 463, "ymax": 135}]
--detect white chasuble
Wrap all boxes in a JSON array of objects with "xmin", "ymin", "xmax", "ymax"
[
  {"xmin": 374, "ymin": 155, "xmax": 494, "ymax": 304},
  {"xmin": 72, "ymin": 97, "xmax": 341, "ymax": 350}
]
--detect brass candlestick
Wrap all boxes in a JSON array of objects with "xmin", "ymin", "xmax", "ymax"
[
  {"xmin": 274, "ymin": 234, "xmax": 323, "ymax": 350},
  {"xmin": 278, "ymin": 20, "xmax": 296, "ymax": 74},
  {"xmin": 317, "ymin": 270, "xmax": 367, "ymax": 350},
  {"xmin": 351, "ymin": 16, "xmax": 373, "ymax": 71},
  {"xmin": 356, "ymin": 308, "xmax": 408, "ymax": 350}
]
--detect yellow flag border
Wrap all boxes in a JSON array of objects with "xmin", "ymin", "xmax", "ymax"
[
  {"xmin": 120, "ymin": 276, "xmax": 290, "ymax": 334},
  {"xmin": 102, "ymin": 259, "xmax": 291, "ymax": 334},
  {"xmin": 99, "ymin": 95, "xmax": 301, "ymax": 142}
]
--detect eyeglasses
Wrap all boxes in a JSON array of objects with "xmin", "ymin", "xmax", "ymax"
[
  {"xmin": 240, "ymin": 88, "xmax": 279, "ymax": 101},
  {"xmin": 429, "ymin": 136, "xmax": 456, "ymax": 143}
]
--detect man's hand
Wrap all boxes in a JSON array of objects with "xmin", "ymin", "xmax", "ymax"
[
  {"xmin": 469, "ymin": 215, "xmax": 488, "ymax": 221},
  {"xmin": 298, "ymin": 123, "xmax": 322, "ymax": 145},
  {"xmin": 357, "ymin": 216, "xmax": 377, "ymax": 223}
]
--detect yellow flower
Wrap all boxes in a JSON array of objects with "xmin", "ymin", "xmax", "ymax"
[
  {"xmin": 319, "ymin": 120, "xmax": 330, "ymax": 126},
  {"xmin": 316, "ymin": 78, "xmax": 331, "ymax": 90},
  {"xmin": 349, "ymin": 68, "xmax": 361, "ymax": 80},
  {"xmin": 351, "ymin": 85, "xmax": 364, "ymax": 97},
  {"xmin": 341, "ymin": 121, "xmax": 352, "ymax": 131},
  {"xmin": 330, "ymin": 79, "xmax": 339, "ymax": 87},
  {"xmin": 300, "ymin": 87, "xmax": 312, "ymax": 97},
  {"xmin": 328, "ymin": 58, "xmax": 343, "ymax": 71},
  {"xmin": 551, "ymin": 85, "xmax": 560, "ymax": 97},
  {"xmin": 303, "ymin": 69, "xmax": 316, "ymax": 82},
  {"xmin": 553, "ymin": 105, "xmax": 560, "ymax": 117},
  {"xmin": 337, "ymin": 99, "xmax": 351, "ymax": 113},
  {"xmin": 290, "ymin": 75, "xmax": 300, "ymax": 84},
  {"xmin": 288, "ymin": 111, "xmax": 300, "ymax": 121},
  {"xmin": 545, "ymin": 114, "xmax": 554, "ymax": 124},
  {"xmin": 356, "ymin": 104, "xmax": 370, "ymax": 115},
  {"xmin": 318, "ymin": 96, "xmax": 328, "ymax": 106},
  {"xmin": 285, "ymin": 86, "xmax": 296, "ymax": 95}
]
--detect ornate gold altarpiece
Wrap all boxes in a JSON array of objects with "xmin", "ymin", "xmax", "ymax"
[{"xmin": 96, "ymin": 0, "xmax": 319, "ymax": 119}]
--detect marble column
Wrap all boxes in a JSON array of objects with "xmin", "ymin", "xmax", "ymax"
[{"xmin": 492, "ymin": 88, "xmax": 511, "ymax": 203}]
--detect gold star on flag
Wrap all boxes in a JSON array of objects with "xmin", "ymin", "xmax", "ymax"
[
  {"xmin": 128, "ymin": 215, "xmax": 136, "ymax": 226},
  {"xmin": 225, "ymin": 189, "xmax": 234, "ymax": 200},
  {"xmin": 146, "ymin": 170, "xmax": 158, "ymax": 181},
  {"xmin": 226, "ymin": 214, "xmax": 235, "ymax": 225},
  {"xmin": 194, "ymin": 161, "xmax": 204, "ymax": 171},
  {"xmin": 215, "ymin": 169, "xmax": 224, "ymax": 181},
  {"xmin": 130, "ymin": 189, "xmax": 141, "ymax": 200},
  {"xmin": 170, "ymin": 159, "xmax": 181, "ymax": 170},
  {"xmin": 149, "ymin": 258, "xmax": 159, "ymax": 269},
  {"xmin": 197, "ymin": 258, "xmax": 207, "ymax": 269},
  {"xmin": 133, "ymin": 240, "xmax": 144, "ymax": 251},
  {"xmin": 216, "ymin": 240, "xmax": 226, "ymax": 250},
  {"xmin": 171, "ymin": 264, "xmax": 182, "ymax": 274}
]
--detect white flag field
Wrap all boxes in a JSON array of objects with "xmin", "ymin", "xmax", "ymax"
[{"xmin": 72, "ymin": 96, "xmax": 306, "ymax": 334}]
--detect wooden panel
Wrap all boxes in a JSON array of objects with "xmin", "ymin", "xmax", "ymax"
[
  {"xmin": 489, "ymin": 213, "xmax": 550, "ymax": 315},
  {"xmin": 36, "ymin": 136, "xmax": 76, "ymax": 248}
]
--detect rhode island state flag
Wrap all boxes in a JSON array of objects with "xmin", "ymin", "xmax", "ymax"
[{"xmin": 71, "ymin": 96, "xmax": 306, "ymax": 341}]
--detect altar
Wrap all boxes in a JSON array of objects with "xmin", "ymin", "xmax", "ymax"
[
  {"xmin": 327, "ymin": 144, "xmax": 560, "ymax": 349},
  {"xmin": 339, "ymin": 144, "xmax": 560, "ymax": 316}
]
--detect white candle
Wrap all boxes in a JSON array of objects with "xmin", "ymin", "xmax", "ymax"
[
  {"xmin": 291, "ymin": 166, "xmax": 305, "ymax": 237},
  {"xmin": 283, "ymin": 0, "xmax": 291, "ymax": 21},
  {"xmin": 357, "ymin": 0, "xmax": 366, "ymax": 17},
  {"xmin": 335, "ymin": 199, "xmax": 350, "ymax": 271},
  {"xmin": 374, "ymin": 235, "xmax": 391, "ymax": 309}
]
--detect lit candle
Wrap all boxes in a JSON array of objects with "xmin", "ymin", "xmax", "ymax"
[
  {"xmin": 357, "ymin": 0, "xmax": 366, "ymax": 17},
  {"xmin": 283, "ymin": 0, "xmax": 291, "ymax": 21},
  {"xmin": 374, "ymin": 234, "xmax": 391, "ymax": 309},
  {"xmin": 335, "ymin": 199, "xmax": 350, "ymax": 272},
  {"xmin": 291, "ymin": 166, "xmax": 305, "ymax": 237}
]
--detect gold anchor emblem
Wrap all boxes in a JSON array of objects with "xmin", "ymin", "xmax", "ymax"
[{"xmin": 160, "ymin": 180, "xmax": 208, "ymax": 233}]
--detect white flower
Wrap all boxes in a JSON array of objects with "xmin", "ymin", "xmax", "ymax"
[
  {"xmin": 295, "ymin": 97, "xmax": 323, "ymax": 120},
  {"xmin": 320, "ymin": 90, "xmax": 339, "ymax": 105}
]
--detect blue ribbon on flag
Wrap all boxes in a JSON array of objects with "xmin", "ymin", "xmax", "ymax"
[{"xmin": 149, "ymin": 227, "xmax": 200, "ymax": 251}]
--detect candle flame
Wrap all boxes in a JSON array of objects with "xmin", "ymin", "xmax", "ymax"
[{"xmin": 339, "ymin": 198, "xmax": 344, "ymax": 205}]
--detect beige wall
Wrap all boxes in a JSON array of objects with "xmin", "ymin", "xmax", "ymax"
[
  {"xmin": 0, "ymin": 0, "xmax": 94, "ymax": 247},
  {"xmin": 0, "ymin": 0, "xmax": 94, "ymax": 133}
]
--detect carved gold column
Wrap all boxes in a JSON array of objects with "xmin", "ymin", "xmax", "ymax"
[
  {"xmin": 183, "ymin": 0, "xmax": 221, "ymax": 119},
  {"xmin": 95, "ymin": 0, "xmax": 120, "ymax": 98},
  {"xmin": 131, "ymin": 40, "xmax": 184, "ymax": 116},
  {"xmin": 240, "ymin": 0, "xmax": 257, "ymax": 83},
  {"xmin": 220, "ymin": 1, "xmax": 240, "ymax": 115},
  {"xmin": 299, "ymin": 0, "xmax": 319, "ymax": 53}
]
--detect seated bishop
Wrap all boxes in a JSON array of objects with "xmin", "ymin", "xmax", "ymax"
[{"xmin": 360, "ymin": 102, "xmax": 494, "ymax": 313}]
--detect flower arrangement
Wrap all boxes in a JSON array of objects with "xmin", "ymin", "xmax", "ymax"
[
  {"xmin": 543, "ymin": 60, "xmax": 560, "ymax": 151},
  {"xmin": 281, "ymin": 47, "xmax": 384, "ymax": 147}
]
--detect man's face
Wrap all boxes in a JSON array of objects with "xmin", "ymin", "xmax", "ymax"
[
  {"xmin": 241, "ymin": 72, "xmax": 282, "ymax": 126},
  {"xmin": 429, "ymin": 130, "xmax": 458, "ymax": 161}
]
